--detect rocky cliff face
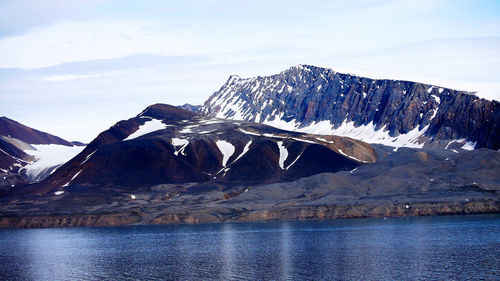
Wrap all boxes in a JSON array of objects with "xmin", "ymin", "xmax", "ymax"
[{"xmin": 201, "ymin": 65, "xmax": 500, "ymax": 150}]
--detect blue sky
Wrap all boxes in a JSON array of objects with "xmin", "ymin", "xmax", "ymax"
[{"xmin": 1, "ymin": 0, "xmax": 499, "ymax": 142}]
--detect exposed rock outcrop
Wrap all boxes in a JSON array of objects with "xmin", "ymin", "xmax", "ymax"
[{"xmin": 201, "ymin": 65, "xmax": 500, "ymax": 150}]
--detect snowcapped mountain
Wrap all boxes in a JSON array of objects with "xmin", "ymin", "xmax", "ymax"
[
  {"xmin": 18, "ymin": 104, "xmax": 377, "ymax": 196},
  {"xmin": 178, "ymin": 103, "xmax": 201, "ymax": 113},
  {"xmin": 201, "ymin": 65, "xmax": 500, "ymax": 151},
  {"xmin": 0, "ymin": 117, "xmax": 84, "ymax": 190}
]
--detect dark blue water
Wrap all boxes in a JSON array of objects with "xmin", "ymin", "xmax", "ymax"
[{"xmin": 0, "ymin": 215, "xmax": 499, "ymax": 280}]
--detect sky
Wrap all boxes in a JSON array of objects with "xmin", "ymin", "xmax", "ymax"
[{"xmin": 0, "ymin": 0, "xmax": 499, "ymax": 142}]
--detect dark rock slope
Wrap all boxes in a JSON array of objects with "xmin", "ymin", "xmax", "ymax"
[
  {"xmin": 1, "ymin": 147, "xmax": 498, "ymax": 228},
  {"xmin": 13, "ymin": 104, "xmax": 375, "ymax": 196},
  {"xmin": 201, "ymin": 65, "xmax": 500, "ymax": 150}
]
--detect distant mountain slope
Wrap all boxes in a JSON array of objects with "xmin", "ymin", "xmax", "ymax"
[
  {"xmin": 0, "ymin": 117, "xmax": 74, "ymax": 146},
  {"xmin": 201, "ymin": 65, "xmax": 500, "ymax": 150},
  {"xmin": 178, "ymin": 103, "xmax": 201, "ymax": 113},
  {"xmin": 0, "ymin": 117, "xmax": 84, "ymax": 191},
  {"xmin": 16, "ymin": 104, "xmax": 376, "ymax": 196}
]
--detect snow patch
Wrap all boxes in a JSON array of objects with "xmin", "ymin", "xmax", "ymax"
[
  {"xmin": 24, "ymin": 144, "xmax": 84, "ymax": 179},
  {"xmin": 238, "ymin": 128, "xmax": 261, "ymax": 136},
  {"xmin": 262, "ymin": 133, "xmax": 287, "ymax": 139},
  {"xmin": 297, "ymin": 120, "xmax": 335, "ymax": 135},
  {"xmin": 124, "ymin": 119, "xmax": 167, "ymax": 140},
  {"xmin": 337, "ymin": 149, "xmax": 367, "ymax": 163},
  {"xmin": 430, "ymin": 108, "xmax": 439, "ymax": 120},
  {"xmin": 291, "ymin": 137, "xmax": 316, "ymax": 144},
  {"xmin": 315, "ymin": 137, "xmax": 334, "ymax": 144},
  {"xmin": 289, "ymin": 119, "xmax": 429, "ymax": 149},
  {"xmin": 70, "ymin": 170, "xmax": 82, "ymax": 182},
  {"xmin": 198, "ymin": 119, "xmax": 224, "ymax": 125},
  {"xmin": 180, "ymin": 123, "xmax": 203, "ymax": 134},
  {"xmin": 172, "ymin": 138, "xmax": 189, "ymax": 156},
  {"xmin": 180, "ymin": 128, "xmax": 193, "ymax": 133},
  {"xmin": 277, "ymin": 141, "xmax": 288, "ymax": 169},
  {"xmin": 216, "ymin": 140, "xmax": 235, "ymax": 167},
  {"xmin": 81, "ymin": 150, "xmax": 96, "ymax": 164},
  {"xmin": 262, "ymin": 116, "xmax": 301, "ymax": 132},
  {"xmin": 445, "ymin": 139, "xmax": 476, "ymax": 150},
  {"xmin": 54, "ymin": 191, "xmax": 64, "ymax": 195},
  {"xmin": 198, "ymin": 129, "xmax": 216, "ymax": 135},
  {"xmin": 445, "ymin": 139, "xmax": 463, "ymax": 149},
  {"xmin": 431, "ymin": 94, "xmax": 441, "ymax": 104},
  {"xmin": 462, "ymin": 141, "xmax": 476, "ymax": 150}
]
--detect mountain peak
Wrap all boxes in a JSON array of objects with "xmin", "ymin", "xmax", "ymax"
[
  {"xmin": 138, "ymin": 103, "xmax": 197, "ymax": 121},
  {"xmin": 283, "ymin": 64, "xmax": 330, "ymax": 73},
  {"xmin": 226, "ymin": 74, "xmax": 242, "ymax": 84},
  {"xmin": 202, "ymin": 64, "xmax": 500, "ymax": 150}
]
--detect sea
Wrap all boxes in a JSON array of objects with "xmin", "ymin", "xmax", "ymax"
[{"xmin": 0, "ymin": 214, "xmax": 499, "ymax": 280}]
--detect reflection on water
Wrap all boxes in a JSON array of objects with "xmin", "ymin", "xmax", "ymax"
[
  {"xmin": 279, "ymin": 221, "xmax": 291, "ymax": 280},
  {"xmin": 1, "ymin": 215, "xmax": 499, "ymax": 280},
  {"xmin": 221, "ymin": 222, "xmax": 234, "ymax": 280}
]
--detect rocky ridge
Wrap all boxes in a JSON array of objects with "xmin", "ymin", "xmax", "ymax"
[{"xmin": 201, "ymin": 65, "xmax": 500, "ymax": 150}]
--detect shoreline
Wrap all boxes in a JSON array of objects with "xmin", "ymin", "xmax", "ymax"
[{"xmin": 1, "ymin": 200, "xmax": 499, "ymax": 229}]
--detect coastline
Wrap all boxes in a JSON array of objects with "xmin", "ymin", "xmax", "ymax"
[{"xmin": 1, "ymin": 199, "xmax": 499, "ymax": 229}]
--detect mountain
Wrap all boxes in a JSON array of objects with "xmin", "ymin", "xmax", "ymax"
[
  {"xmin": 2, "ymin": 146, "xmax": 499, "ymax": 228},
  {"xmin": 0, "ymin": 117, "xmax": 84, "ymax": 191},
  {"xmin": 15, "ymin": 104, "xmax": 375, "ymax": 196},
  {"xmin": 178, "ymin": 103, "xmax": 202, "ymax": 113},
  {"xmin": 201, "ymin": 65, "xmax": 500, "ymax": 150},
  {"xmin": 2, "ymin": 105, "xmax": 499, "ymax": 229},
  {"xmin": 0, "ymin": 116, "xmax": 74, "ymax": 146},
  {"xmin": 2, "ymin": 68, "xmax": 500, "ymax": 228}
]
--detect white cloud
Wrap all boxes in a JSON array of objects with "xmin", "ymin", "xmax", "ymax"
[
  {"xmin": 1, "ymin": 0, "xmax": 499, "ymax": 142},
  {"xmin": 0, "ymin": 19, "xmax": 202, "ymax": 69},
  {"xmin": 42, "ymin": 71, "xmax": 127, "ymax": 82}
]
